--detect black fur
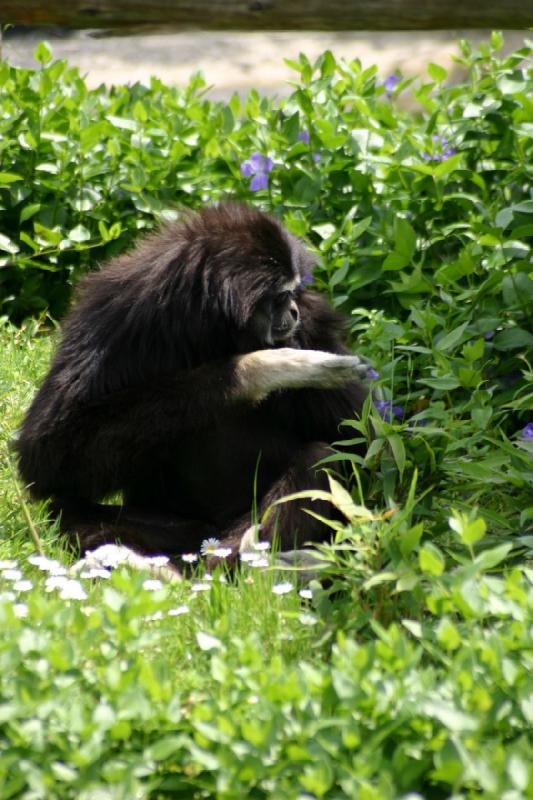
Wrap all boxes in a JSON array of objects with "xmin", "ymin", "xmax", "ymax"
[{"xmin": 17, "ymin": 203, "xmax": 367, "ymax": 560}]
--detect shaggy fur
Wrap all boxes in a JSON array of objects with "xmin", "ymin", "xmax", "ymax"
[{"xmin": 17, "ymin": 203, "xmax": 368, "ymax": 560}]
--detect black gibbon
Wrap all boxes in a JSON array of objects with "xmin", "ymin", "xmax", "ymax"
[{"xmin": 17, "ymin": 203, "xmax": 369, "ymax": 561}]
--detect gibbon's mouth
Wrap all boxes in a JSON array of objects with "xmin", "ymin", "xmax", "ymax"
[{"xmin": 271, "ymin": 320, "xmax": 300, "ymax": 343}]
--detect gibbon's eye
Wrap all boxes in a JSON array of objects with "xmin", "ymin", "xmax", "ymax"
[{"xmin": 275, "ymin": 290, "xmax": 292, "ymax": 307}]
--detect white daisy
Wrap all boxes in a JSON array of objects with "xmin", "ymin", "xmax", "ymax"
[
  {"xmin": 168, "ymin": 605, "xmax": 190, "ymax": 616},
  {"xmin": 13, "ymin": 580, "xmax": 33, "ymax": 593},
  {"xmin": 45, "ymin": 575, "xmax": 69, "ymax": 591},
  {"xmin": 249, "ymin": 558, "xmax": 269, "ymax": 568},
  {"xmin": 272, "ymin": 582, "xmax": 293, "ymax": 595},
  {"xmin": 59, "ymin": 580, "xmax": 88, "ymax": 600},
  {"xmin": 28, "ymin": 555, "xmax": 64, "ymax": 573},
  {"xmin": 200, "ymin": 538, "xmax": 220, "ymax": 556},
  {"xmin": 211, "ymin": 547, "xmax": 232, "ymax": 559},
  {"xmin": 80, "ymin": 568, "xmax": 111, "ymax": 580},
  {"xmin": 147, "ymin": 556, "xmax": 170, "ymax": 567},
  {"xmin": 143, "ymin": 579, "xmax": 163, "ymax": 591},
  {"xmin": 2, "ymin": 569, "xmax": 23, "ymax": 582}
]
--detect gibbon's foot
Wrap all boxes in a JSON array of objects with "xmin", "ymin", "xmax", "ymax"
[{"xmin": 70, "ymin": 544, "xmax": 182, "ymax": 583}]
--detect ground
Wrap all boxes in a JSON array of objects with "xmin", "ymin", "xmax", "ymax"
[{"xmin": 3, "ymin": 28, "xmax": 528, "ymax": 98}]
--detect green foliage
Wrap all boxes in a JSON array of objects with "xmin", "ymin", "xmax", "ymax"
[
  {"xmin": 0, "ymin": 535, "xmax": 531, "ymax": 799},
  {"xmin": 0, "ymin": 35, "xmax": 532, "ymax": 799}
]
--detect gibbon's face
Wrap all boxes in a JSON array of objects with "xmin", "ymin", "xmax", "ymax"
[
  {"xmin": 201, "ymin": 203, "xmax": 314, "ymax": 350},
  {"xmin": 248, "ymin": 276, "xmax": 302, "ymax": 347}
]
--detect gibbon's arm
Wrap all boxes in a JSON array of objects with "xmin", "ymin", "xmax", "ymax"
[
  {"xmin": 17, "ymin": 348, "xmax": 368, "ymax": 500},
  {"xmin": 20, "ymin": 348, "xmax": 368, "ymax": 458},
  {"xmin": 65, "ymin": 348, "xmax": 368, "ymax": 446},
  {"xmin": 236, "ymin": 348, "xmax": 368, "ymax": 403}
]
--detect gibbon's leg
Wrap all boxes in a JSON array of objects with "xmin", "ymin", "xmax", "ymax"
[
  {"xmin": 51, "ymin": 500, "xmax": 217, "ymax": 559},
  {"xmin": 22, "ymin": 350, "xmax": 366, "ymax": 569},
  {"xmin": 212, "ymin": 442, "xmax": 344, "ymax": 564}
]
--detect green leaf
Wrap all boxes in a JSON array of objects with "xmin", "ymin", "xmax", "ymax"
[
  {"xmin": 67, "ymin": 225, "xmax": 91, "ymax": 243},
  {"xmin": 422, "ymin": 699, "xmax": 478, "ymax": 732},
  {"xmin": 434, "ymin": 322, "xmax": 469, "ymax": 353},
  {"xmin": 502, "ymin": 273, "xmax": 533, "ymax": 307},
  {"xmin": 419, "ymin": 542, "xmax": 445, "ymax": 576},
  {"xmin": 420, "ymin": 376, "xmax": 461, "ymax": 390},
  {"xmin": 395, "ymin": 217, "xmax": 417, "ymax": 260},
  {"xmin": 508, "ymin": 754, "xmax": 529, "ymax": 791},
  {"xmin": 0, "ymin": 234, "xmax": 19, "ymax": 254},
  {"xmin": 0, "ymin": 172, "xmax": 23, "ymax": 185},
  {"xmin": 330, "ymin": 261, "xmax": 349, "ymax": 287},
  {"xmin": 433, "ymin": 153, "xmax": 462, "ymax": 177},
  {"xmin": 493, "ymin": 328, "xmax": 533, "ymax": 350},
  {"xmin": 387, "ymin": 433, "xmax": 406, "ymax": 478},
  {"xmin": 382, "ymin": 251, "xmax": 410, "ymax": 271},
  {"xmin": 475, "ymin": 543, "xmax": 512, "ymax": 571},
  {"xmin": 312, "ymin": 223, "xmax": 336, "ymax": 240},
  {"xmin": 314, "ymin": 118, "xmax": 346, "ymax": 148},
  {"xmin": 462, "ymin": 338, "xmax": 484, "ymax": 362},
  {"xmin": 449, "ymin": 514, "xmax": 486, "ymax": 546},
  {"xmin": 511, "ymin": 200, "xmax": 533, "ymax": 214},
  {"xmin": 471, "ymin": 407, "xmax": 492, "ymax": 429},
  {"xmin": 146, "ymin": 736, "xmax": 184, "ymax": 761},
  {"xmin": 364, "ymin": 437, "xmax": 385, "ymax": 463},
  {"xmin": 495, "ymin": 207, "xmax": 514, "ymax": 229},
  {"xmin": 490, "ymin": 31, "xmax": 504, "ymax": 50},
  {"xmin": 436, "ymin": 618, "xmax": 461, "ymax": 650},
  {"xmin": 34, "ymin": 41, "xmax": 52, "ymax": 64},
  {"xmin": 462, "ymin": 518, "xmax": 486, "ymax": 546},
  {"xmin": 133, "ymin": 101, "xmax": 148, "ymax": 123},
  {"xmin": 20, "ymin": 203, "xmax": 41, "ymax": 224},
  {"xmin": 400, "ymin": 523, "xmax": 423, "ymax": 557},
  {"xmin": 428, "ymin": 63, "xmax": 448, "ymax": 82},
  {"xmin": 107, "ymin": 115, "xmax": 138, "ymax": 131},
  {"xmin": 349, "ymin": 216, "xmax": 372, "ymax": 240}
]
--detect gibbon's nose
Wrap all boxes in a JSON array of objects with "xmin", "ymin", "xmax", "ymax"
[{"xmin": 289, "ymin": 300, "xmax": 299, "ymax": 324}]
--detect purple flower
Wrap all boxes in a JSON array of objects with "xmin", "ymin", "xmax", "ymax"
[
  {"xmin": 368, "ymin": 368, "xmax": 380, "ymax": 381},
  {"xmin": 423, "ymin": 135, "xmax": 456, "ymax": 162},
  {"xmin": 384, "ymin": 75, "xmax": 400, "ymax": 95},
  {"xmin": 521, "ymin": 423, "xmax": 533, "ymax": 441},
  {"xmin": 375, "ymin": 400, "xmax": 404, "ymax": 422},
  {"xmin": 240, "ymin": 152, "xmax": 274, "ymax": 192},
  {"xmin": 240, "ymin": 161, "xmax": 255, "ymax": 178},
  {"xmin": 301, "ymin": 273, "xmax": 314, "ymax": 286},
  {"xmin": 298, "ymin": 130, "xmax": 322, "ymax": 162}
]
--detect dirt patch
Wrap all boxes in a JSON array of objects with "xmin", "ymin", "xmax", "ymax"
[{"xmin": 3, "ymin": 29, "xmax": 527, "ymax": 98}]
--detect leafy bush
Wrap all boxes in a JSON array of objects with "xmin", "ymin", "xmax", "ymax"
[
  {"xmin": 1, "ymin": 36, "xmax": 531, "ymax": 525},
  {"xmin": 0, "ymin": 532, "xmax": 532, "ymax": 800},
  {"xmin": 0, "ymin": 33, "xmax": 532, "ymax": 800}
]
